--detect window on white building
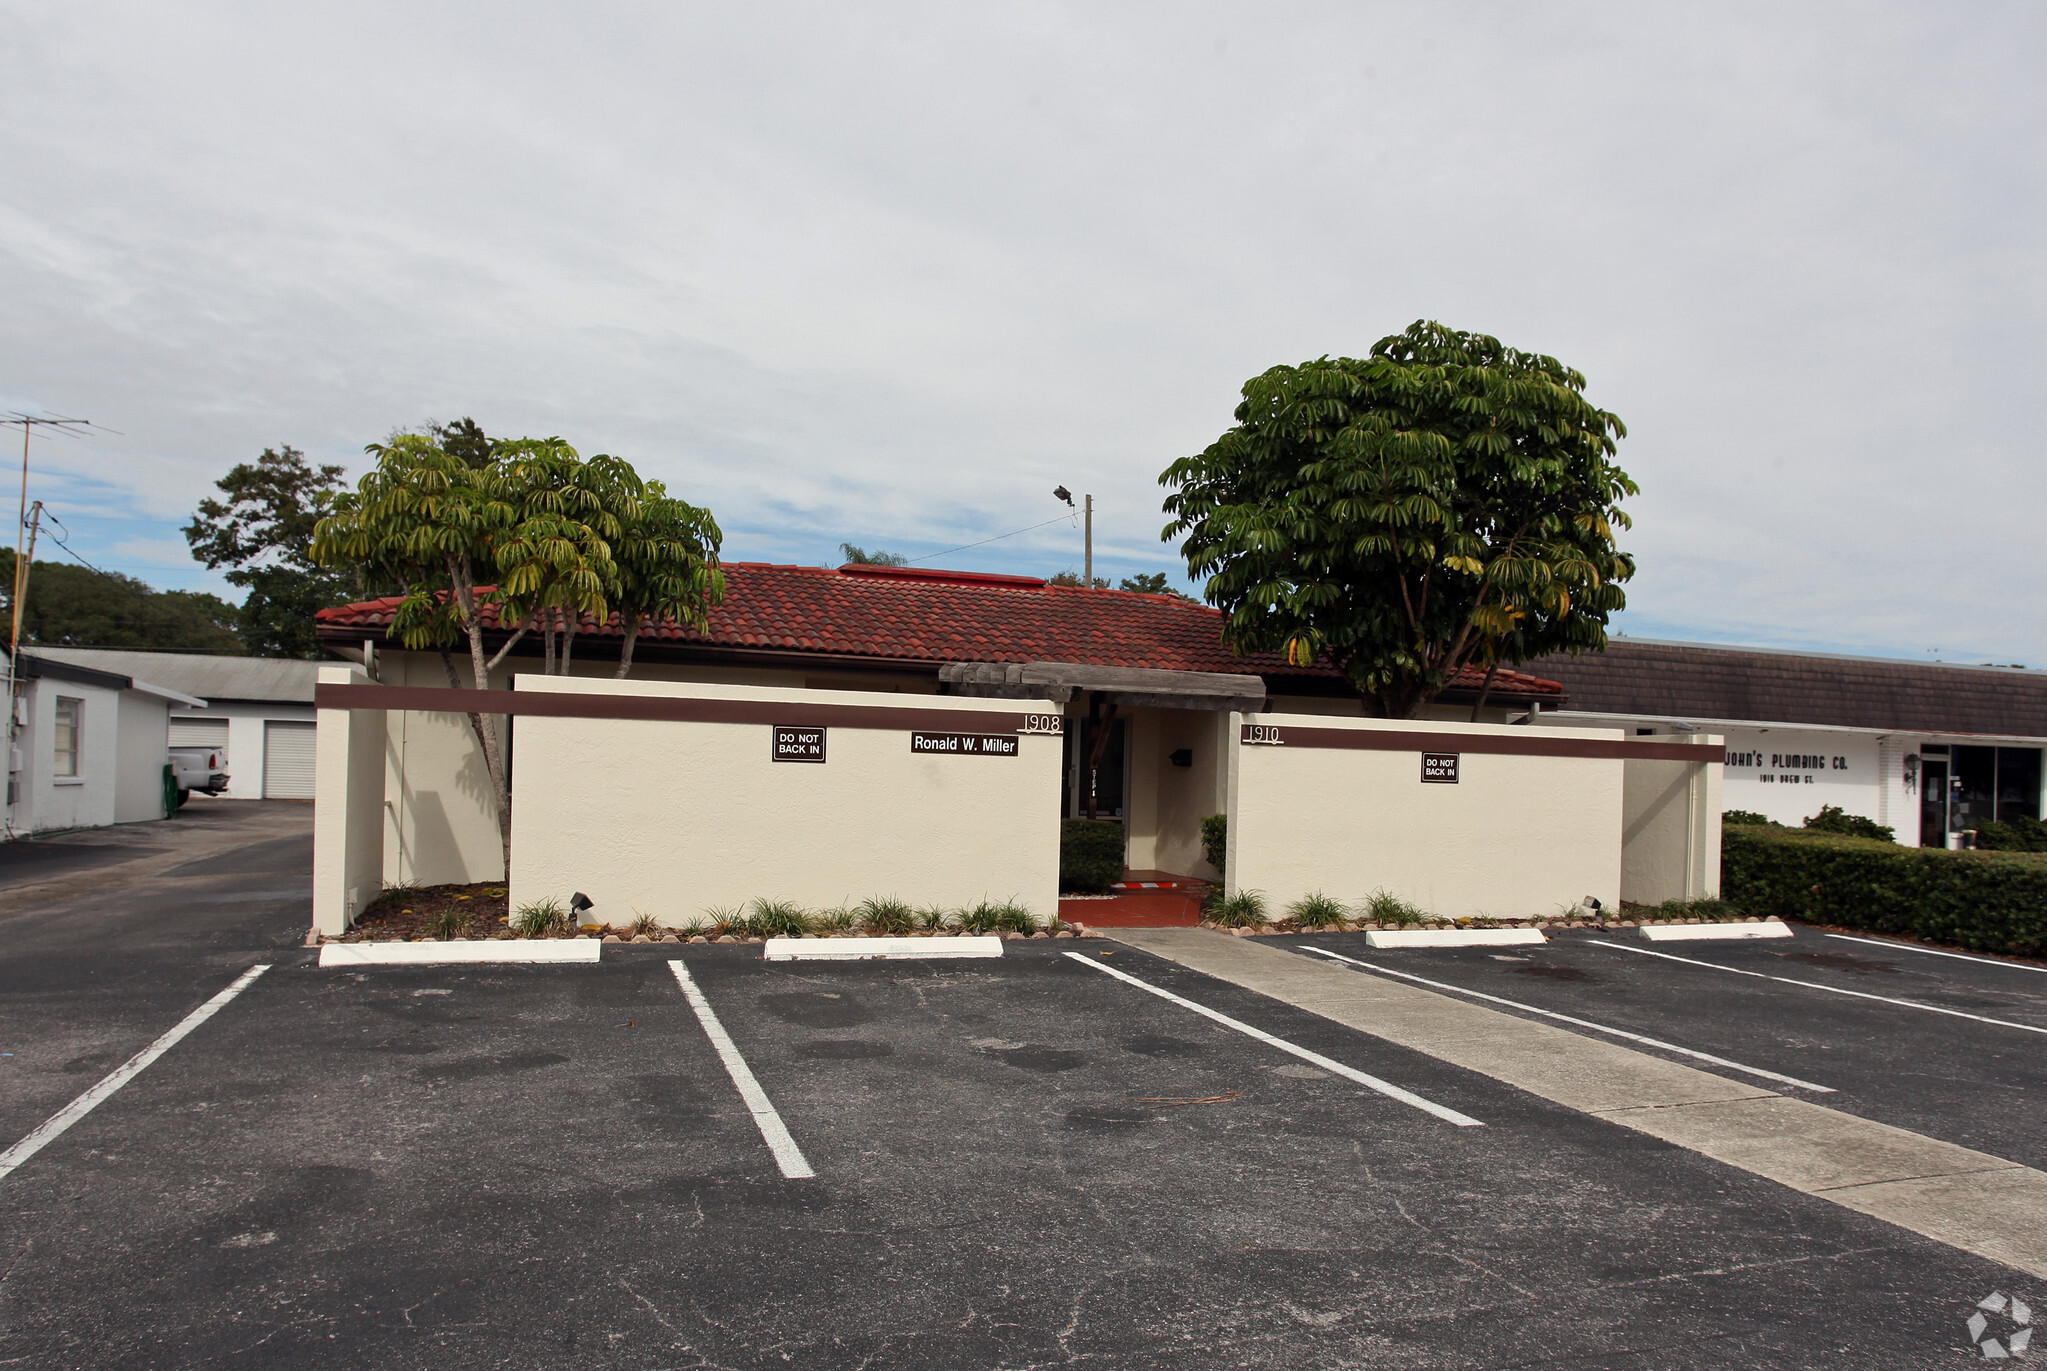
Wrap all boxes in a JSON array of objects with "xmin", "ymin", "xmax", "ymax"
[{"xmin": 53, "ymin": 697, "xmax": 81, "ymax": 778}]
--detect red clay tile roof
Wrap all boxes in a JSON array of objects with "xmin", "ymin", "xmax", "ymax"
[{"xmin": 315, "ymin": 562, "xmax": 1566, "ymax": 700}]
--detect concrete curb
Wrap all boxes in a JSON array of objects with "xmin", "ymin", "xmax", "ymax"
[
  {"xmin": 317, "ymin": 940, "xmax": 602, "ymax": 966},
  {"xmin": 1641, "ymin": 921, "xmax": 1792, "ymax": 942},
  {"xmin": 762, "ymin": 935, "xmax": 1004, "ymax": 961},
  {"xmin": 1364, "ymin": 927, "xmax": 1548, "ymax": 948}
]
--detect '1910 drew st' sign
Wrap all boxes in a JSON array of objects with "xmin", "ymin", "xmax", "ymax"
[{"xmin": 911, "ymin": 731, "xmax": 1019, "ymax": 757}]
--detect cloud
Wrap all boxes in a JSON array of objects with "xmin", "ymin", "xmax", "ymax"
[{"xmin": 0, "ymin": 3, "xmax": 2042, "ymax": 659}]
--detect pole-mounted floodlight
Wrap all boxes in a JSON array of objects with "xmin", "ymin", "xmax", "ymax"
[{"xmin": 1053, "ymin": 486, "xmax": 1073, "ymax": 506}]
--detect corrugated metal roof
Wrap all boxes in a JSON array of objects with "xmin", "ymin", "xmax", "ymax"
[{"xmin": 27, "ymin": 648, "xmax": 319, "ymax": 703}]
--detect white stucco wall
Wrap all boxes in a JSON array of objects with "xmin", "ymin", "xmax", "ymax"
[
  {"xmin": 1226, "ymin": 713, "xmax": 1626, "ymax": 921},
  {"xmin": 1619, "ymin": 741, "xmax": 1723, "ymax": 905},
  {"xmin": 113, "ymin": 692, "xmax": 172, "ymax": 823},
  {"xmin": 313, "ymin": 666, "xmax": 386, "ymax": 935},
  {"xmin": 18, "ymin": 677, "xmax": 122, "ymax": 834},
  {"xmin": 506, "ymin": 675, "xmax": 1062, "ymax": 926}
]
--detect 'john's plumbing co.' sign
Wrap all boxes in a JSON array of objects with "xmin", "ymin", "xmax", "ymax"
[{"xmin": 1724, "ymin": 749, "xmax": 1850, "ymax": 786}]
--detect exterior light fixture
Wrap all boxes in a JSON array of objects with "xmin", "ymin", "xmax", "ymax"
[{"xmin": 1053, "ymin": 486, "xmax": 1073, "ymax": 507}]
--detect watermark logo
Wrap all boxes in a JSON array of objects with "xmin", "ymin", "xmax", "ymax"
[{"xmin": 1966, "ymin": 1292, "xmax": 2032, "ymax": 1359}]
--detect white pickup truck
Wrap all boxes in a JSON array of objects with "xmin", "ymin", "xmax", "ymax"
[{"xmin": 167, "ymin": 746, "xmax": 230, "ymax": 808}]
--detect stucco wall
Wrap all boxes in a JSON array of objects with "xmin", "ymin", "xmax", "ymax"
[
  {"xmin": 506, "ymin": 675, "xmax": 1061, "ymax": 926},
  {"xmin": 313, "ymin": 666, "xmax": 387, "ymax": 935},
  {"xmin": 1225, "ymin": 713, "xmax": 1626, "ymax": 921},
  {"xmin": 113, "ymin": 692, "xmax": 171, "ymax": 823},
  {"xmin": 1618, "ymin": 740, "xmax": 1723, "ymax": 905},
  {"xmin": 21, "ymin": 677, "xmax": 121, "ymax": 834},
  {"xmin": 1125, "ymin": 707, "xmax": 1227, "ymax": 878}
]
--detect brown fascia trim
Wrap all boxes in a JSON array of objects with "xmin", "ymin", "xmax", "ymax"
[
  {"xmin": 314, "ymin": 626, "xmax": 1564, "ymax": 703},
  {"xmin": 1240, "ymin": 721, "xmax": 1706, "ymax": 762}
]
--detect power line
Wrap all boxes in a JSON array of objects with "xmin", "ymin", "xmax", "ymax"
[{"xmin": 908, "ymin": 512, "xmax": 1077, "ymax": 565}]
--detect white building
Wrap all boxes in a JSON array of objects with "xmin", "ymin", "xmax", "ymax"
[
  {"xmin": 29, "ymin": 649, "xmax": 320, "ymax": 800},
  {"xmin": 1534, "ymin": 638, "xmax": 2047, "ymax": 846},
  {"xmin": 6, "ymin": 653, "xmax": 206, "ymax": 836}
]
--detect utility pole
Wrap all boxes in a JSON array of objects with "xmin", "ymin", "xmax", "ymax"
[
  {"xmin": 0, "ymin": 413, "xmax": 94, "ymax": 822},
  {"xmin": 1083, "ymin": 494, "xmax": 1093, "ymax": 588}
]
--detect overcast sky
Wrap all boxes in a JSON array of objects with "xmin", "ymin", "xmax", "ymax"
[{"xmin": 2, "ymin": 3, "xmax": 2042, "ymax": 663}]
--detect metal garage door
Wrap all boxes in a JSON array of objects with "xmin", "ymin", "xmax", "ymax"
[
  {"xmin": 169, "ymin": 716, "xmax": 230, "ymax": 755},
  {"xmin": 262, "ymin": 721, "xmax": 316, "ymax": 799}
]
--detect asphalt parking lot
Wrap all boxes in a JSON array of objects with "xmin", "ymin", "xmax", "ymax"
[
  {"xmin": 1274, "ymin": 924, "xmax": 2047, "ymax": 1172},
  {"xmin": 1, "ymin": 809, "xmax": 2041, "ymax": 1368}
]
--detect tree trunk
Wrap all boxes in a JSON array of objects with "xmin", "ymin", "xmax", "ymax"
[
  {"xmin": 616, "ymin": 612, "xmax": 641, "ymax": 679},
  {"xmin": 1468, "ymin": 661, "xmax": 1501, "ymax": 723},
  {"xmin": 560, "ymin": 609, "xmax": 576, "ymax": 674},
  {"xmin": 460, "ymin": 614, "xmax": 513, "ymax": 876}
]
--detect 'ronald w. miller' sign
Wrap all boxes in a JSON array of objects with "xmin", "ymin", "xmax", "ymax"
[{"xmin": 911, "ymin": 731, "xmax": 1019, "ymax": 757}]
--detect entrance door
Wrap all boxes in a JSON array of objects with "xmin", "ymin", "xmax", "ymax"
[
  {"xmin": 1919, "ymin": 756, "xmax": 1951, "ymax": 847},
  {"xmin": 1062, "ymin": 715, "xmax": 1128, "ymax": 820}
]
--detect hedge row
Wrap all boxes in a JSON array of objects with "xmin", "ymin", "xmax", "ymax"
[{"xmin": 1722, "ymin": 824, "xmax": 2047, "ymax": 956}]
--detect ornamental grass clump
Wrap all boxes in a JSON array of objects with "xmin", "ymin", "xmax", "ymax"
[
  {"xmin": 511, "ymin": 897, "xmax": 569, "ymax": 937},
  {"xmin": 427, "ymin": 908, "xmax": 472, "ymax": 941},
  {"xmin": 914, "ymin": 905, "xmax": 954, "ymax": 932},
  {"xmin": 961, "ymin": 898, "xmax": 1036, "ymax": 935},
  {"xmin": 1361, "ymin": 889, "xmax": 1425, "ymax": 927},
  {"xmin": 1285, "ymin": 892, "xmax": 1349, "ymax": 930},
  {"xmin": 818, "ymin": 906, "xmax": 857, "ymax": 933},
  {"xmin": 1206, "ymin": 890, "xmax": 1267, "ymax": 929},
  {"xmin": 745, "ymin": 898, "xmax": 811, "ymax": 938},
  {"xmin": 1651, "ymin": 897, "xmax": 1742, "ymax": 922},
  {"xmin": 856, "ymin": 897, "xmax": 916, "ymax": 936},
  {"xmin": 629, "ymin": 911, "xmax": 662, "ymax": 937},
  {"xmin": 702, "ymin": 906, "xmax": 742, "ymax": 937}
]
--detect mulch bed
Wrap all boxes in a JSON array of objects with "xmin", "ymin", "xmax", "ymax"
[{"xmin": 338, "ymin": 882, "xmax": 512, "ymax": 942}]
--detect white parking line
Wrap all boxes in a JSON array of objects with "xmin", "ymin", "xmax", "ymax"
[
  {"xmin": 667, "ymin": 960, "xmax": 816, "ymax": 1179},
  {"xmin": 1062, "ymin": 951, "xmax": 1482, "ymax": 1127},
  {"xmin": 0, "ymin": 964, "xmax": 270, "ymax": 1182},
  {"xmin": 1587, "ymin": 940, "xmax": 2047, "ymax": 1036},
  {"xmin": 1826, "ymin": 933, "xmax": 2047, "ymax": 975},
  {"xmin": 1297, "ymin": 945, "xmax": 1834, "ymax": 1093}
]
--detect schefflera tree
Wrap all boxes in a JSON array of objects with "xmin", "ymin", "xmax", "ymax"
[
  {"xmin": 312, "ymin": 431, "xmax": 724, "ymax": 867},
  {"xmin": 1160, "ymin": 320, "xmax": 1637, "ymax": 719}
]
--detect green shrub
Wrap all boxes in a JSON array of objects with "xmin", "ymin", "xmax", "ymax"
[
  {"xmin": 1801, "ymin": 804, "xmax": 1894, "ymax": 843},
  {"xmin": 1975, "ymin": 816, "xmax": 2047, "ymax": 852},
  {"xmin": 856, "ymin": 897, "xmax": 916, "ymax": 936},
  {"xmin": 1722, "ymin": 810, "xmax": 1776, "ymax": 827},
  {"xmin": 511, "ymin": 898, "xmax": 568, "ymax": 937},
  {"xmin": 628, "ymin": 911, "xmax": 662, "ymax": 937},
  {"xmin": 1061, "ymin": 819, "xmax": 1125, "ymax": 893},
  {"xmin": 1200, "ymin": 814, "xmax": 1228, "ymax": 874},
  {"xmin": 915, "ymin": 904, "xmax": 954, "ymax": 932},
  {"xmin": 1361, "ymin": 888, "xmax": 1427, "ymax": 926},
  {"xmin": 818, "ymin": 906, "xmax": 857, "ymax": 932},
  {"xmin": 1651, "ymin": 896, "xmax": 1743, "ymax": 921},
  {"xmin": 1206, "ymin": 890, "xmax": 1267, "ymax": 928},
  {"xmin": 746, "ymin": 898, "xmax": 812, "ymax": 938},
  {"xmin": 1721, "ymin": 825, "xmax": 2047, "ymax": 956},
  {"xmin": 1285, "ymin": 891, "xmax": 1349, "ymax": 929},
  {"xmin": 702, "ymin": 906, "xmax": 741, "ymax": 936}
]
